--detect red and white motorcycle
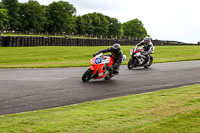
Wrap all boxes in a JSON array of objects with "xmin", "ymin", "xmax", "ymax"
[
  {"xmin": 82, "ymin": 53, "xmax": 126, "ymax": 82},
  {"xmin": 128, "ymin": 47, "xmax": 155, "ymax": 69}
]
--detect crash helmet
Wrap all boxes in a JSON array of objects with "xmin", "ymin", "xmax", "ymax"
[
  {"xmin": 112, "ymin": 43, "xmax": 121, "ymax": 53},
  {"xmin": 143, "ymin": 36, "xmax": 151, "ymax": 47},
  {"xmin": 143, "ymin": 36, "xmax": 151, "ymax": 42}
]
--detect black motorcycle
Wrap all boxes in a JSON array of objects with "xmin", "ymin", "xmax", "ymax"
[{"xmin": 128, "ymin": 47, "xmax": 154, "ymax": 69}]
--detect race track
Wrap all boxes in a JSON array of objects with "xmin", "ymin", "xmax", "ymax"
[{"xmin": 0, "ymin": 60, "xmax": 200, "ymax": 115}]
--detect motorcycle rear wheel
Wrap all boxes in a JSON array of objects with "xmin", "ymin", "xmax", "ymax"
[
  {"xmin": 82, "ymin": 68, "xmax": 94, "ymax": 82},
  {"xmin": 144, "ymin": 56, "xmax": 153, "ymax": 68}
]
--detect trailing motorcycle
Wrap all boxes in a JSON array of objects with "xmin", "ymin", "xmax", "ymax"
[
  {"xmin": 128, "ymin": 47, "xmax": 155, "ymax": 69},
  {"xmin": 82, "ymin": 53, "xmax": 126, "ymax": 82}
]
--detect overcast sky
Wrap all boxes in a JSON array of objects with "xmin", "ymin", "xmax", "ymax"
[{"xmin": 13, "ymin": 0, "xmax": 200, "ymax": 43}]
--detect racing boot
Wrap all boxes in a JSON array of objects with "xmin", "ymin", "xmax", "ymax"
[
  {"xmin": 113, "ymin": 67, "xmax": 119, "ymax": 75},
  {"xmin": 144, "ymin": 55, "xmax": 150, "ymax": 65},
  {"xmin": 105, "ymin": 65, "xmax": 113, "ymax": 72}
]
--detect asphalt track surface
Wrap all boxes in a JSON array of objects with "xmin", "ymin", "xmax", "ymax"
[{"xmin": 0, "ymin": 60, "xmax": 200, "ymax": 115}]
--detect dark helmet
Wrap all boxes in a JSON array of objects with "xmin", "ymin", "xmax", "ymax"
[{"xmin": 112, "ymin": 43, "xmax": 121, "ymax": 53}]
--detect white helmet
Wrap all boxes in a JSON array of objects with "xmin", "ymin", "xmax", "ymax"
[{"xmin": 143, "ymin": 36, "xmax": 151, "ymax": 42}]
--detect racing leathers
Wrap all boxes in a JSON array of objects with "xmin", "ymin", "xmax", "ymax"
[
  {"xmin": 134, "ymin": 40, "xmax": 154, "ymax": 64},
  {"xmin": 93, "ymin": 47, "xmax": 123, "ymax": 75}
]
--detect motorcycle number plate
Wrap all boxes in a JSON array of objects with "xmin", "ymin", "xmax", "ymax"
[
  {"xmin": 102, "ymin": 58, "xmax": 110, "ymax": 64},
  {"xmin": 95, "ymin": 58, "xmax": 102, "ymax": 64}
]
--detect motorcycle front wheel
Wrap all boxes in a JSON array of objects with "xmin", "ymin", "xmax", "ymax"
[
  {"xmin": 128, "ymin": 57, "xmax": 137, "ymax": 69},
  {"xmin": 82, "ymin": 68, "xmax": 94, "ymax": 82}
]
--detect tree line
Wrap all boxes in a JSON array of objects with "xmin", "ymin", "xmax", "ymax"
[{"xmin": 0, "ymin": 0, "xmax": 147, "ymax": 38}]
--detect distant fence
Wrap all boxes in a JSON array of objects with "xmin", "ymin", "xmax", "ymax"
[{"xmin": 0, "ymin": 36, "xmax": 199, "ymax": 47}]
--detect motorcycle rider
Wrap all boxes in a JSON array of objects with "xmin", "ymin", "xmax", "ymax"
[
  {"xmin": 93, "ymin": 43, "xmax": 123, "ymax": 75},
  {"xmin": 134, "ymin": 36, "xmax": 154, "ymax": 64}
]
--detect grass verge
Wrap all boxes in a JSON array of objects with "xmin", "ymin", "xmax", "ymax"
[
  {"xmin": 0, "ymin": 84, "xmax": 200, "ymax": 132},
  {"xmin": 0, "ymin": 46, "xmax": 200, "ymax": 68}
]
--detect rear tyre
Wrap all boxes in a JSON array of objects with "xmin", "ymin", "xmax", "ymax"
[
  {"xmin": 144, "ymin": 56, "xmax": 153, "ymax": 68},
  {"xmin": 128, "ymin": 57, "xmax": 137, "ymax": 69},
  {"xmin": 82, "ymin": 68, "xmax": 94, "ymax": 82}
]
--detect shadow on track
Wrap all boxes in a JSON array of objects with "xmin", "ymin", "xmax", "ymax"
[
  {"xmin": 128, "ymin": 67, "xmax": 153, "ymax": 71},
  {"xmin": 81, "ymin": 79, "xmax": 117, "ymax": 84}
]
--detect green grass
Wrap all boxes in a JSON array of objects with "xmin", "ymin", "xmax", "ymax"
[
  {"xmin": 0, "ymin": 46, "xmax": 200, "ymax": 68},
  {"xmin": 0, "ymin": 84, "xmax": 200, "ymax": 133}
]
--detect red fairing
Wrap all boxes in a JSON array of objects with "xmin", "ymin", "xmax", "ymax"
[
  {"xmin": 88, "ymin": 56, "xmax": 114, "ymax": 79},
  {"xmin": 107, "ymin": 57, "xmax": 114, "ymax": 67},
  {"xmin": 90, "ymin": 56, "xmax": 113, "ymax": 71},
  {"xmin": 134, "ymin": 49, "xmax": 142, "ymax": 53},
  {"xmin": 90, "ymin": 58, "xmax": 97, "ymax": 74},
  {"xmin": 89, "ymin": 65, "xmax": 94, "ymax": 70},
  {"xmin": 94, "ymin": 63, "xmax": 104, "ymax": 71},
  {"xmin": 90, "ymin": 58, "xmax": 95, "ymax": 65}
]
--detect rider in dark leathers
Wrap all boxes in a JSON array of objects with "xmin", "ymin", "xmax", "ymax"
[
  {"xmin": 93, "ymin": 43, "xmax": 123, "ymax": 75},
  {"xmin": 134, "ymin": 37, "xmax": 154, "ymax": 64}
]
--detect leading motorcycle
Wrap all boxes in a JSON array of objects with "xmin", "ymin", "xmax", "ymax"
[
  {"xmin": 128, "ymin": 47, "xmax": 155, "ymax": 69},
  {"xmin": 82, "ymin": 53, "xmax": 126, "ymax": 82}
]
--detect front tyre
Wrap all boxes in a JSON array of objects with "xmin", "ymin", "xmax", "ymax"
[
  {"xmin": 128, "ymin": 57, "xmax": 137, "ymax": 69},
  {"xmin": 82, "ymin": 68, "xmax": 94, "ymax": 82}
]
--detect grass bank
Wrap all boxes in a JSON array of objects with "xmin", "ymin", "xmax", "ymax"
[
  {"xmin": 0, "ymin": 84, "xmax": 200, "ymax": 132},
  {"xmin": 0, "ymin": 46, "xmax": 200, "ymax": 68}
]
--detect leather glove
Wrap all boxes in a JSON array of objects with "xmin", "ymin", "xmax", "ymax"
[{"xmin": 93, "ymin": 53, "xmax": 97, "ymax": 57}]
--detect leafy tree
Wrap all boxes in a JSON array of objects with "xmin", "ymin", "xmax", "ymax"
[
  {"xmin": 40, "ymin": 5, "xmax": 48, "ymax": 32},
  {"xmin": 2, "ymin": 0, "xmax": 21, "ymax": 30},
  {"xmin": 89, "ymin": 12, "xmax": 109, "ymax": 35},
  {"xmin": 46, "ymin": 1, "xmax": 76, "ymax": 33},
  {"xmin": 0, "ymin": 9, "xmax": 8, "ymax": 30},
  {"xmin": 106, "ymin": 16, "xmax": 122, "ymax": 36},
  {"xmin": 123, "ymin": 19, "xmax": 147, "ymax": 38},
  {"xmin": 1, "ymin": 0, "xmax": 148, "ymax": 37},
  {"xmin": 19, "ymin": 0, "xmax": 46, "ymax": 32},
  {"xmin": 75, "ymin": 16, "xmax": 84, "ymax": 34},
  {"xmin": 76, "ymin": 12, "xmax": 110, "ymax": 36},
  {"xmin": 75, "ymin": 14, "xmax": 93, "ymax": 35},
  {"xmin": 0, "ymin": 2, "xmax": 4, "ymax": 8}
]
